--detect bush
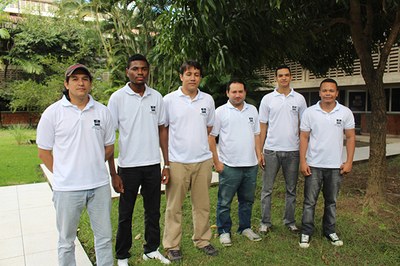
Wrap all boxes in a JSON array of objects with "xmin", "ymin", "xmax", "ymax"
[{"xmin": 9, "ymin": 124, "xmax": 31, "ymax": 145}]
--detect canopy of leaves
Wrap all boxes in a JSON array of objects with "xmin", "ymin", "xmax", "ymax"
[{"xmin": 5, "ymin": 14, "xmax": 99, "ymax": 80}]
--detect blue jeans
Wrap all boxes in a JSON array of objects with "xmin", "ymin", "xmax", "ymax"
[
  {"xmin": 301, "ymin": 167, "xmax": 342, "ymax": 236},
  {"xmin": 260, "ymin": 150, "xmax": 299, "ymax": 227},
  {"xmin": 53, "ymin": 184, "xmax": 113, "ymax": 266},
  {"xmin": 217, "ymin": 164, "xmax": 258, "ymax": 234}
]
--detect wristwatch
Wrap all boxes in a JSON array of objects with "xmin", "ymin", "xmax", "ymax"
[{"xmin": 163, "ymin": 165, "xmax": 171, "ymax": 169}]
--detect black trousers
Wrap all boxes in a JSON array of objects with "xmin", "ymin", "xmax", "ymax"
[{"xmin": 115, "ymin": 164, "xmax": 162, "ymax": 258}]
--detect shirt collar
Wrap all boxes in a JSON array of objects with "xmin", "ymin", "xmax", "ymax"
[
  {"xmin": 178, "ymin": 86, "xmax": 202, "ymax": 101},
  {"xmin": 272, "ymin": 88, "xmax": 294, "ymax": 97},
  {"xmin": 123, "ymin": 82, "xmax": 151, "ymax": 97},
  {"xmin": 316, "ymin": 100, "xmax": 340, "ymax": 113},
  {"xmin": 226, "ymin": 100, "xmax": 248, "ymax": 111},
  {"xmin": 61, "ymin": 95, "xmax": 94, "ymax": 110}
]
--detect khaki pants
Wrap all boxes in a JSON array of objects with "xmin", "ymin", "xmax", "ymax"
[{"xmin": 163, "ymin": 159, "xmax": 213, "ymax": 250}]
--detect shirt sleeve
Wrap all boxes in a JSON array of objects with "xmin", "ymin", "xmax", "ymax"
[
  {"xmin": 344, "ymin": 108, "xmax": 356, "ymax": 129},
  {"xmin": 104, "ymin": 109, "xmax": 116, "ymax": 146},
  {"xmin": 163, "ymin": 95, "xmax": 170, "ymax": 127},
  {"xmin": 36, "ymin": 112, "xmax": 55, "ymax": 150},
  {"xmin": 210, "ymin": 107, "xmax": 221, "ymax": 136},
  {"xmin": 298, "ymin": 95, "xmax": 308, "ymax": 121},
  {"xmin": 300, "ymin": 109, "xmax": 311, "ymax": 132},
  {"xmin": 206, "ymin": 95, "xmax": 216, "ymax": 127},
  {"xmin": 258, "ymin": 95, "xmax": 269, "ymax": 123},
  {"xmin": 253, "ymin": 109, "xmax": 261, "ymax": 135},
  {"xmin": 158, "ymin": 95, "xmax": 166, "ymax": 126},
  {"xmin": 107, "ymin": 93, "xmax": 119, "ymax": 131}
]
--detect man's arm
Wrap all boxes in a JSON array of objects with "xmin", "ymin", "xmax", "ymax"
[
  {"xmin": 104, "ymin": 144, "xmax": 114, "ymax": 161},
  {"xmin": 255, "ymin": 134, "xmax": 263, "ymax": 169},
  {"xmin": 207, "ymin": 126, "xmax": 213, "ymax": 135},
  {"xmin": 341, "ymin": 128, "xmax": 356, "ymax": 174},
  {"xmin": 299, "ymin": 131, "xmax": 311, "ymax": 176},
  {"xmin": 159, "ymin": 125, "xmax": 170, "ymax": 185},
  {"xmin": 259, "ymin": 122, "xmax": 268, "ymax": 167},
  {"xmin": 208, "ymin": 135, "xmax": 224, "ymax": 173},
  {"xmin": 38, "ymin": 148, "xmax": 53, "ymax": 173},
  {"xmin": 107, "ymin": 152, "xmax": 124, "ymax": 193}
]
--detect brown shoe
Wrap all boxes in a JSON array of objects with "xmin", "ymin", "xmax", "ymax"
[
  {"xmin": 199, "ymin": 244, "xmax": 218, "ymax": 256},
  {"xmin": 166, "ymin": 249, "xmax": 182, "ymax": 262}
]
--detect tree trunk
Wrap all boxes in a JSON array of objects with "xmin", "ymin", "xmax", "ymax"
[{"xmin": 364, "ymin": 79, "xmax": 387, "ymax": 211}]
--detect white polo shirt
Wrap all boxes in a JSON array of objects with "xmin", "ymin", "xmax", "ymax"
[
  {"xmin": 300, "ymin": 101, "xmax": 355, "ymax": 168},
  {"xmin": 210, "ymin": 101, "xmax": 260, "ymax": 167},
  {"xmin": 37, "ymin": 95, "xmax": 115, "ymax": 191},
  {"xmin": 164, "ymin": 87, "xmax": 215, "ymax": 163},
  {"xmin": 259, "ymin": 88, "xmax": 307, "ymax": 151},
  {"xmin": 107, "ymin": 83, "xmax": 165, "ymax": 167}
]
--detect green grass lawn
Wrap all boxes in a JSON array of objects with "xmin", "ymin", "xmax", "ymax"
[
  {"xmin": 1, "ymin": 128, "xmax": 399, "ymax": 265},
  {"xmin": 0, "ymin": 128, "xmax": 45, "ymax": 185},
  {"xmin": 78, "ymin": 161, "xmax": 400, "ymax": 266}
]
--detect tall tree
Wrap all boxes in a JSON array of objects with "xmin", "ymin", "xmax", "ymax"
[
  {"xmin": 1, "ymin": 13, "xmax": 100, "ymax": 113},
  {"xmin": 154, "ymin": 0, "xmax": 400, "ymax": 211},
  {"xmin": 58, "ymin": 0, "xmax": 171, "ymax": 87}
]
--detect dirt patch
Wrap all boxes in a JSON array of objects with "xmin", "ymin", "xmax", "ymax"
[
  {"xmin": 340, "ymin": 155, "xmax": 400, "ymax": 236},
  {"xmin": 343, "ymin": 156, "xmax": 400, "ymax": 205}
]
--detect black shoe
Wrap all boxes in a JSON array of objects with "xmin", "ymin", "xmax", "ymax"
[
  {"xmin": 166, "ymin": 249, "xmax": 182, "ymax": 262},
  {"xmin": 199, "ymin": 244, "xmax": 218, "ymax": 256}
]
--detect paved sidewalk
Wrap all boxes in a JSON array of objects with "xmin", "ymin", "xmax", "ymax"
[
  {"xmin": 0, "ymin": 183, "xmax": 91, "ymax": 266},
  {"xmin": 1, "ymin": 136, "xmax": 399, "ymax": 266}
]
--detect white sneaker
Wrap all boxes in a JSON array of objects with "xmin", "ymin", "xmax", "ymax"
[
  {"xmin": 219, "ymin": 232, "xmax": 232, "ymax": 247},
  {"xmin": 117, "ymin": 258, "xmax": 129, "ymax": 266},
  {"xmin": 259, "ymin": 224, "xmax": 271, "ymax": 234},
  {"xmin": 299, "ymin": 234, "xmax": 310, "ymax": 248},
  {"xmin": 326, "ymin": 233, "xmax": 343, "ymax": 246},
  {"xmin": 241, "ymin": 228, "xmax": 262, "ymax": 241},
  {"xmin": 143, "ymin": 249, "xmax": 171, "ymax": 264},
  {"xmin": 287, "ymin": 224, "xmax": 300, "ymax": 232}
]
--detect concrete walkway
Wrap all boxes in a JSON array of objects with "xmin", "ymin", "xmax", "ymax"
[
  {"xmin": 1, "ymin": 136, "xmax": 399, "ymax": 266},
  {"xmin": 0, "ymin": 183, "xmax": 91, "ymax": 266}
]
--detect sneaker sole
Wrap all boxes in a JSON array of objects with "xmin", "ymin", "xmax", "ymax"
[
  {"xmin": 331, "ymin": 241, "xmax": 343, "ymax": 246},
  {"xmin": 249, "ymin": 238, "xmax": 262, "ymax": 242},
  {"xmin": 299, "ymin": 242, "xmax": 310, "ymax": 248}
]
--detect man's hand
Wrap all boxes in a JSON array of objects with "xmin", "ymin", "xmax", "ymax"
[
  {"xmin": 340, "ymin": 162, "xmax": 353, "ymax": 175},
  {"xmin": 258, "ymin": 154, "xmax": 265, "ymax": 170},
  {"xmin": 111, "ymin": 173, "xmax": 124, "ymax": 193},
  {"xmin": 300, "ymin": 161, "xmax": 311, "ymax": 176},
  {"xmin": 214, "ymin": 161, "xmax": 224, "ymax": 173},
  {"xmin": 161, "ymin": 167, "xmax": 170, "ymax": 185}
]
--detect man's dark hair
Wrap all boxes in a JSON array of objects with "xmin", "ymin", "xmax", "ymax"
[
  {"xmin": 320, "ymin": 78, "xmax": 339, "ymax": 90},
  {"xmin": 127, "ymin": 54, "xmax": 149, "ymax": 69},
  {"xmin": 226, "ymin": 78, "xmax": 247, "ymax": 92},
  {"xmin": 179, "ymin": 60, "xmax": 202, "ymax": 76},
  {"xmin": 275, "ymin": 65, "xmax": 291, "ymax": 76}
]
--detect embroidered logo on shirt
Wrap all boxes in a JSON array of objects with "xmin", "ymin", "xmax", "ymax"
[
  {"xmin": 336, "ymin": 119, "xmax": 343, "ymax": 126},
  {"xmin": 93, "ymin": 119, "xmax": 102, "ymax": 130},
  {"xmin": 291, "ymin": 106, "xmax": 299, "ymax": 112},
  {"xmin": 200, "ymin": 107, "xmax": 207, "ymax": 116},
  {"xmin": 150, "ymin": 105, "xmax": 156, "ymax": 114},
  {"xmin": 249, "ymin": 117, "xmax": 254, "ymax": 125}
]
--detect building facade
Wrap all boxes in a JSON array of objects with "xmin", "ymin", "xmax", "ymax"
[{"xmin": 255, "ymin": 47, "xmax": 400, "ymax": 135}]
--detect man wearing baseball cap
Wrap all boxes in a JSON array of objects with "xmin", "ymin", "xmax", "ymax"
[{"xmin": 37, "ymin": 64, "xmax": 115, "ymax": 266}]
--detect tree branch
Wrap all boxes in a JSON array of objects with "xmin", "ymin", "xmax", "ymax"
[{"xmin": 377, "ymin": 5, "xmax": 400, "ymax": 75}]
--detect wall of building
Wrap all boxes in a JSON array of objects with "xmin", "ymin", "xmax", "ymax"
[
  {"xmin": 361, "ymin": 113, "xmax": 400, "ymax": 135},
  {"xmin": 0, "ymin": 112, "xmax": 40, "ymax": 127}
]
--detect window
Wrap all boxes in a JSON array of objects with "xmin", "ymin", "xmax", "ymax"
[
  {"xmin": 348, "ymin": 91, "xmax": 366, "ymax": 112},
  {"xmin": 389, "ymin": 88, "xmax": 400, "ymax": 112}
]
